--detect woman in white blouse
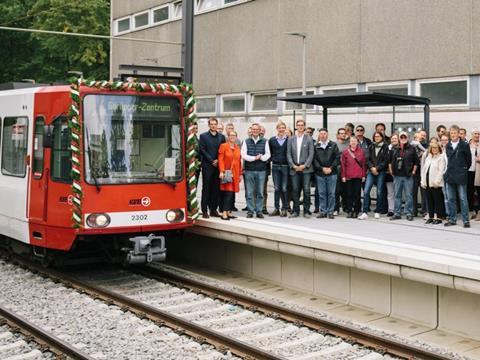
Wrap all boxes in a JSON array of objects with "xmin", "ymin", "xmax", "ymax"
[{"xmin": 421, "ymin": 143, "xmax": 446, "ymax": 224}]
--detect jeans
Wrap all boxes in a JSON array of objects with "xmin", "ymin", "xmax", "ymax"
[
  {"xmin": 393, "ymin": 176, "xmax": 414, "ymax": 216},
  {"xmin": 442, "ymin": 185, "xmax": 450, "ymax": 217},
  {"xmin": 386, "ymin": 182, "xmax": 394, "ymax": 213},
  {"xmin": 316, "ymin": 174, "xmax": 337, "ymax": 215},
  {"xmin": 245, "ymin": 171, "xmax": 266, "ymax": 214},
  {"xmin": 271, "ymin": 164, "xmax": 289, "ymax": 210},
  {"xmin": 291, "ymin": 171, "xmax": 312, "ymax": 214},
  {"xmin": 446, "ymin": 183, "xmax": 469, "ymax": 223},
  {"xmin": 376, "ymin": 179, "xmax": 388, "ymax": 214},
  {"xmin": 363, "ymin": 171, "xmax": 386, "ymax": 213}
]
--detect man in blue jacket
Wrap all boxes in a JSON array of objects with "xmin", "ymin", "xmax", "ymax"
[{"xmin": 444, "ymin": 125, "xmax": 472, "ymax": 228}]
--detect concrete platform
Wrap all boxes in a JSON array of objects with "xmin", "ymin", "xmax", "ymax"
[{"xmin": 190, "ymin": 212, "xmax": 480, "ymax": 289}]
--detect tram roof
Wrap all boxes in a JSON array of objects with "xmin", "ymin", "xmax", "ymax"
[{"xmin": 277, "ymin": 92, "xmax": 430, "ymax": 108}]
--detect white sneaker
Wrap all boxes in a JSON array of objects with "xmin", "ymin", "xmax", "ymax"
[
  {"xmin": 358, "ymin": 212, "xmax": 368, "ymax": 220},
  {"xmin": 424, "ymin": 214, "xmax": 429, "ymax": 220},
  {"xmin": 374, "ymin": 213, "xmax": 380, "ymax": 219},
  {"xmin": 333, "ymin": 211, "xmax": 339, "ymax": 216}
]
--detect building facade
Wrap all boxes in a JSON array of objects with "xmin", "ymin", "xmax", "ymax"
[{"xmin": 111, "ymin": 0, "xmax": 480, "ymax": 136}]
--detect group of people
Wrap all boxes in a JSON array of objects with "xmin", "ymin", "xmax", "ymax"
[{"xmin": 197, "ymin": 117, "xmax": 480, "ymax": 228}]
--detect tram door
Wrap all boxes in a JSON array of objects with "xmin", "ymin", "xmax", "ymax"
[{"xmin": 28, "ymin": 116, "xmax": 47, "ymax": 223}]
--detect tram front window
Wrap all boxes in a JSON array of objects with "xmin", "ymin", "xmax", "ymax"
[{"xmin": 83, "ymin": 94, "xmax": 182, "ymax": 185}]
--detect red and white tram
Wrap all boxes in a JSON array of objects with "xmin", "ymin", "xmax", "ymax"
[{"xmin": 0, "ymin": 84, "xmax": 191, "ymax": 264}]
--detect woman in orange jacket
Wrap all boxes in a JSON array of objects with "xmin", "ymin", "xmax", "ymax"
[{"xmin": 218, "ymin": 130, "xmax": 242, "ymax": 220}]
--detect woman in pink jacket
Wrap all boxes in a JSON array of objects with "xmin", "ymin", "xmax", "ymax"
[{"xmin": 341, "ymin": 136, "xmax": 367, "ymax": 218}]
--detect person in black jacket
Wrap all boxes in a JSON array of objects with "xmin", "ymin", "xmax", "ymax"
[
  {"xmin": 444, "ymin": 125, "xmax": 472, "ymax": 227},
  {"xmin": 313, "ymin": 128, "xmax": 340, "ymax": 219},
  {"xmin": 389, "ymin": 132, "xmax": 419, "ymax": 221},
  {"xmin": 358, "ymin": 132, "xmax": 390, "ymax": 220},
  {"xmin": 268, "ymin": 121, "xmax": 289, "ymax": 217},
  {"xmin": 199, "ymin": 117, "xmax": 226, "ymax": 218}
]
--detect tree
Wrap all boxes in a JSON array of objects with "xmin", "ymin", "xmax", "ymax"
[
  {"xmin": 0, "ymin": 0, "xmax": 110, "ymax": 83},
  {"xmin": 0, "ymin": 0, "xmax": 39, "ymax": 83}
]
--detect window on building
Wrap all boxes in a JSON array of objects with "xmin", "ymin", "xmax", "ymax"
[
  {"xmin": 196, "ymin": 0, "xmax": 222, "ymax": 12},
  {"xmin": 420, "ymin": 80, "xmax": 468, "ymax": 105},
  {"xmin": 2, "ymin": 117, "xmax": 28, "ymax": 177},
  {"xmin": 117, "ymin": 18, "xmax": 130, "ymax": 33},
  {"xmin": 284, "ymin": 90, "xmax": 315, "ymax": 110},
  {"xmin": 134, "ymin": 12, "xmax": 149, "ymax": 29},
  {"xmin": 222, "ymin": 95, "xmax": 245, "ymax": 113},
  {"xmin": 153, "ymin": 5, "xmax": 169, "ymax": 23},
  {"xmin": 368, "ymin": 84, "xmax": 408, "ymax": 96},
  {"xmin": 196, "ymin": 97, "xmax": 216, "ymax": 114},
  {"xmin": 251, "ymin": 93, "xmax": 277, "ymax": 112},
  {"xmin": 51, "ymin": 117, "xmax": 72, "ymax": 183},
  {"xmin": 173, "ymin": 1, "xmax": 182, "ymax": 18},
  {"xmin": 322, "ymin": 87, "xmax": 357, "ymax": 96},
  {"xmin": 33, "ymin": 117, "xmax": 45, "ymax": 178}
]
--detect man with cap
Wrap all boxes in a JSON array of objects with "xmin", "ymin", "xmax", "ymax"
[{"xmin": 388, "ymin": 131, "xmax": 419, "ymax": 221}]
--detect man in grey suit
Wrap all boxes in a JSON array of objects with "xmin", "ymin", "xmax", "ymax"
[{"xmin": 287, "ymin": 119, "xmax": 315, "ymax": 218}]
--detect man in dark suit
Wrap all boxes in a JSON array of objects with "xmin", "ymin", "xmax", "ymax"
[
  {"xmin": 287, "ymin": 119, "xmax": 315, "ymax": 218},
  {"xmin": 199, "ymin": 117, "xmax": 225, "ymax": 218},
  {"xmin": 444, "ymin": 125, "xmax": 472, "ymax": 228}
]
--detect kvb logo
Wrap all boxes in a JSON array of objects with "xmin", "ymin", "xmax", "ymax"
[{"xmin": 141, "ymin": 196, "xmax": 151, "ymax": 207}]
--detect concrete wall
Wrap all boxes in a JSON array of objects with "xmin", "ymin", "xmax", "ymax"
[{"xmin": 111, "ymin": 0, "xmax": 480, "ymax": 95}]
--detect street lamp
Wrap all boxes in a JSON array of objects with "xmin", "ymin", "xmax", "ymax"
[{"xmin": 284, "ymin": 32, "xmax": 307, "ymax": 122}]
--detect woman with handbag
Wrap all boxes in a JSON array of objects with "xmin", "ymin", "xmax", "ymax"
[
  {"xmin": 218, "ymin": 131, "xmax": 242, "ymax": 220},
  {"xmin": 341, "ymin": 136, "xmax": 367, "ymax": 218}
]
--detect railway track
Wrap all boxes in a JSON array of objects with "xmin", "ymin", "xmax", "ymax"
[
  {"xmin": 130, "ymin": 264, "xmax": 456, "ymax": 360},
  {"xmin": 2, "ymin": 254, "xmax": 279, "ymax": 360},
  {"xmin": 1, "ymin": 252, "xmax": 455, "ymax": 359},
  {"xmin": 0, "ymin": 303, "xmax": 93, "ymax": 360},
  {"xmin": 69, "ymin": 264, "xmax": 456, "ymax": 360}
]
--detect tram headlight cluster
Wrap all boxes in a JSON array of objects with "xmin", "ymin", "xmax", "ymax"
[
  {"xmin": 86, "ymin": 213, "xmax": 111, "ymax": 228},
  {"xmin": 166, "ymin": 209, "xmax": 184, "ymax": 223}
]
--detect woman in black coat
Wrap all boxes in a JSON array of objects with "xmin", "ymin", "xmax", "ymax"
[{"xmin": 358, "ymin": 132, "xmax": 390, "ymax": 220}]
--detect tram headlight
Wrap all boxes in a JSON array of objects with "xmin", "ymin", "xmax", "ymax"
[
  {"xmin": 86, "ymin": 213, "xmax": 111, "ymax": 228},
  {"xmin": 166, "ymin": 209, "xmax": 184, "ymax": 223}
]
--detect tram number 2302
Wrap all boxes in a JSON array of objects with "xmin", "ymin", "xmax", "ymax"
[{"xmin": 131, "ymin": 214, "xmax": 148, "ymax": 221}]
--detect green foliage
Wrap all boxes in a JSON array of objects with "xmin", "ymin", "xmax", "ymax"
[{"xmin": 0, "ymin": 0, "xmax": 109, "ymax": 83}]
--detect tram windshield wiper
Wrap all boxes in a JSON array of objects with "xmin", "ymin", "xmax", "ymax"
[{"xmin": 142, "ymin": 164, "xmax": 177, "ymax": 188}]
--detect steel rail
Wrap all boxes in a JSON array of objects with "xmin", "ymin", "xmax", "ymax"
[
  {"xmin": 136, "ymin": 265, "xmax": 454, "ymax": 360},
  {"xmin": 0, "ymin": 303, "xmax": 94, "ymax": 360},
  {"xmin": 5, "ymin": 256, "xmax": 284, "ymax": 360}
]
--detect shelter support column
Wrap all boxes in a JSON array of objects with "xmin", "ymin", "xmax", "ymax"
[
  {"xmin": 322, "ymin": 107, "xmax": 328, "ymax": 129},
  {"xmin": 424, "ymin": 104, "xmax": 430, "ymax": 136}
]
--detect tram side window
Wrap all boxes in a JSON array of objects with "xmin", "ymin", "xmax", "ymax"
[
  {"xmin": 51, "ymin": 117, "xmax": 72, "ymax": 182},
  {"xmin": 33, "ymin": 117, "xmax": 45, "ymax": 178},
  {"xmin": 1, "ymin": 117, "xmax": 28, "ymax": 177}
]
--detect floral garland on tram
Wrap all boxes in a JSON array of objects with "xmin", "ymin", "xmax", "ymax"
[{"xmin": 68, "ymin": 78, "xmax": 200, "ymax": 228}]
